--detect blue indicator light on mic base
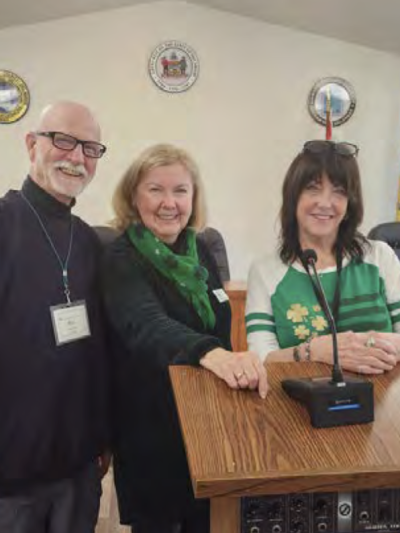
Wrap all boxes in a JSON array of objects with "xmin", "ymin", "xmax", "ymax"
[
  {"xmin": 328, "ymin": 403, "xmax": 361, "ymax": 412},
  {"xmin": 282, "ymin": 376, "xmax": 374, "ymax": 428}
]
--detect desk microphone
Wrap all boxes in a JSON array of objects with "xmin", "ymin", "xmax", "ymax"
[{"xmin": 281, "ymin": 249, "xmax": 374, "ymax": 428}]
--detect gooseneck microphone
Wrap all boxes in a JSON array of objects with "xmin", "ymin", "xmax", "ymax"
[
  {"xmin": 281, "ymin": 249, "xmax": 374, "ymax": 428},
  {"xmin": 301, "ymin": 249, "xmax": 344, "ymax": 384}
]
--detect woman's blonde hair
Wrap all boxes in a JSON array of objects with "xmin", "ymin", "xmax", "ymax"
[{"xmin": 112, "ymin": 143, "xmax": 207, "ymax": 232}]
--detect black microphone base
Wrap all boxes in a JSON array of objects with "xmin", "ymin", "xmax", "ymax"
[{"xmin": 282, "ymin": 376, "xmax": 374, "ymax": 428}]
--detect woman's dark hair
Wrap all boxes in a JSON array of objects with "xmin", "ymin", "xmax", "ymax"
[{"xmin": 279, "ymin": 145, "xmax": 369, "ymax": 264}]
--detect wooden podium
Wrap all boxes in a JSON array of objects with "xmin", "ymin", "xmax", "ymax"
[
  {"xmin": 224, "ymin": 281, "xmax": 247, "ymax": 352},
  {"xmin": 170, "ymin": 362, "xmax": 400, "ymax": 533}
]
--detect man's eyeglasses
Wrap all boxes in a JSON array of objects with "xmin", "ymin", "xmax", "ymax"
[
  {"xmin": 303, "ymin": 140, "xmax": 359, "ymax": 158},
  {"xmin": 36, "ymin": 131, "xmax": 107, "ymax": 159}
]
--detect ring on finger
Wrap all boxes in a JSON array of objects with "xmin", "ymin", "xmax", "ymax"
[
  {"xmin": 365, "ymin": 336, "xmax": 376, "ymax": 348},
  {"xmin": 234, "ymin": 370, "xmax": 245, "ymax": 381}
]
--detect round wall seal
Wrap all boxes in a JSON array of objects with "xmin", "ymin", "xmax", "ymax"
[
  {"xmin": 0, "ymin": 70, "xmax": 30, "ymax": 124},
  {"xmin": 149, "ymin": 41, "xmax": 199, "ymax": 93},
  {"xmin": 308, "ymin": 77, "xmax": 356, "ymax": 127}
]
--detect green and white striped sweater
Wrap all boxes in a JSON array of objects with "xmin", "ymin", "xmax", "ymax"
[{"xmin": 245, "ymin": 240, "xmax": 400, "ymax": 361}]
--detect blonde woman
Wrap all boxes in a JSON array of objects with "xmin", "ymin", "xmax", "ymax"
[{"xmin": 101, "ymin": 144, "xmax": 268, "ymax": 533}]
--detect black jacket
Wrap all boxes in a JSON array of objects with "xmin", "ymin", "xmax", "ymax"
[{"xmin": 101, "ymin": 231, "xmax": 232, "ymax": 524}]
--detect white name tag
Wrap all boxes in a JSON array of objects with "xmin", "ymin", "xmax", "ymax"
[
  {"xmin": 213, "ymin": 288, "xmax": 229, "ymax": 303},
  {"xmin": 50, "ymin": 300, "xmax": 91, "ymax": 346}
]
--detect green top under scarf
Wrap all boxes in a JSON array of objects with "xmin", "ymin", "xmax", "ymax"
[{"xmin": 127, "ymin": 223, "xmax": 216, "ymax": 329}]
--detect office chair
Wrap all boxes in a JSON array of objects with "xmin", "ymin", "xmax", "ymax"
[
  {"xmin": 367, "ymin": 222, "xmax": 400, "ymax": 259},
  {"xmin": 198, "ymin": 226, "xmax": 231, "ymax": 283},
  {"xmin": 93, "ymin": 225, "xmax": 120, "ymax": 246}
]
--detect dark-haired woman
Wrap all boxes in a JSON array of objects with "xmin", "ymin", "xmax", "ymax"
[{"xmin": 246, "ymin": 140, "xmax": 400, "ymax": 374}]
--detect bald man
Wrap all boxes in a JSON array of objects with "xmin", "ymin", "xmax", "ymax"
[{"xmin": 0, "ymin": 102, "xmax": 109, "ymax": 533}]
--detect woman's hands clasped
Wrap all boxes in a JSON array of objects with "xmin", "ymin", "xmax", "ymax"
[
  {"xmin": 312, "ymin": 330, "xmax": 399, "ymax": 375},
  {"xmin": 200, "ymin": 347, "xmax": 268, "ymax": 398}
]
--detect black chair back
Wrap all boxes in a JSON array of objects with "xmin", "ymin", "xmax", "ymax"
[
  {"xmin": 368, "ymin": 222, "xmax": 400, "ymax": 259},
  {"xmin": 93, "ymin": 225, "xmax": 120, "ymax": 246},
  {"xmin": 198, "ymin": 227, "xmax": 230, "ymax": 283}
]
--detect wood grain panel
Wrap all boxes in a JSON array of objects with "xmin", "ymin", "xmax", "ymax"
[
  {"xmin": 170, "ymin": 363, "xmax": 400, "ymax": 499},
  {"xmin": 224, "ymin": 281, "xmax": 247, "ymax": 352},
  {"xmin": 210, "ymin": 497, "xmax": 240, "ymax": 533}
]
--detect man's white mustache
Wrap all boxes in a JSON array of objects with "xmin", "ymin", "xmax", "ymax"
[{"xmin": 53, "ymin": 161, "xmax": 88, "ymax": 179}]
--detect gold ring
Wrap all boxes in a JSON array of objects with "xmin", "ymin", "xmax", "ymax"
[
  {"xmin": 365, "ymin": 336, "xmax": 376, "ymax": 348},
  {"xmin": 235, "ymin": 371, "xmax": 245, "ymax": 380}
]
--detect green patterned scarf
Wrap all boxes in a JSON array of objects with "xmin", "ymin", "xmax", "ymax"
[{"xmin": 127, "ymin": 223, "xmax": 216, "ymax": 329}]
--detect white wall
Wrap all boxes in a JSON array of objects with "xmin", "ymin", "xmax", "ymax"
[{"xmin": 1, "ymin": 1, "xmax": 400, "ymax": 279}]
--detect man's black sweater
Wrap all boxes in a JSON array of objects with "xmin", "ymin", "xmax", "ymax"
[{"xmin": 0, "ymin": 177, "xmax": 109, "ymax": 495}]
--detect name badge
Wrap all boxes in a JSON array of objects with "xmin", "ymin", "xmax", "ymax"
[
  {"xmin": 50, "ymin": 300, "xmax": 91, "ymax": 346},
  {"xmin": 213, "ymin": 288, "xmax": 229, "ymax": 303}
]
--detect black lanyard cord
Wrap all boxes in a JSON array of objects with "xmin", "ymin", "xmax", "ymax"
[
  {"xmin": 21, "ymin": 191, "xmax": 74, "ymax": 303},
  {"xmin": 301, "ymin": 251, "xmax": 343, "ymax": 328}
]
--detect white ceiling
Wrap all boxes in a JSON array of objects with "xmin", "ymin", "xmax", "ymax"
[{"xmin": 2, "ymin": 0, "xmax": 400, "ymax": 56}]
